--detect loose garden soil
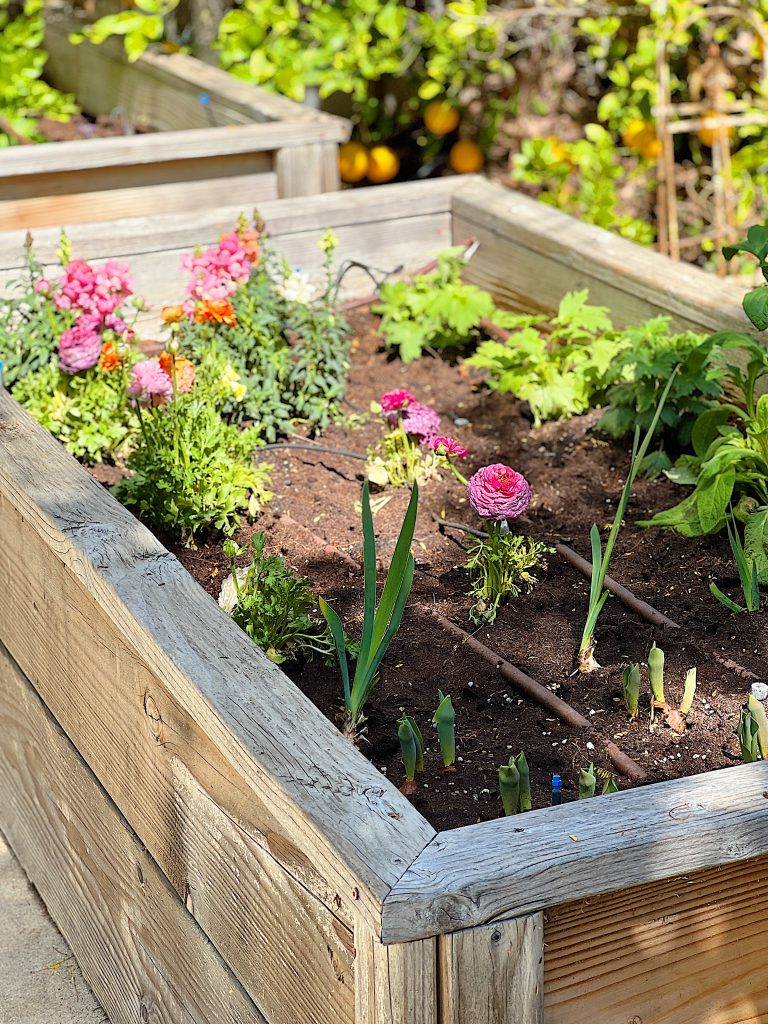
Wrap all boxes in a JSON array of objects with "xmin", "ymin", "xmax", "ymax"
[
  {"xmin": 165, "ymin": 310, "xmax": 767, "ymax": 831},
  {"xmin": 36, "ymin": 113, "xmax": 155, "ymax": 142}
]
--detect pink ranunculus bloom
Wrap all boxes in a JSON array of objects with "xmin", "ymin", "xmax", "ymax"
[
  {"xmin": 58, "ymin": 314, "xmax": 103, "ymax": 374},
  {"xmin": 127, "ymin": 359, "xmax": 175, "ymax": 406},
  {"xmin": 467, "ymin": 464, "xmax": 532, "ymax": 521},
  {"xmin": 380, "ymin": 389, "xmax": 416, "ymax": 413},
  {"xmin": 431, "ymin": 435, "xmax": 469, "ymax": 459},
  {"xmin": 401, "ymin": 401, "xmax": 441, "ymax": 444}
]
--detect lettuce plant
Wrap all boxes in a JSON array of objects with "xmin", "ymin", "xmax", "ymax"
[{"xmin": 320, "ymin": 481, "xmax": 418, "ymax": 740}]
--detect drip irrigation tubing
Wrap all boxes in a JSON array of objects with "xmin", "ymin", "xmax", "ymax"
[
  {"xmin": 257, "ymin": 442, "xmax": 367, "ymax": 461},
  {"xmin": 277, "ymin": 510, "xmax": 647, "ymax": 780}
]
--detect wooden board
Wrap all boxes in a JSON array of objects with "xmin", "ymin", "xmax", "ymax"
[
  {"xmin": 355, "ymin": 924, "xmax": 437, "ymax": 1024},
  {"xmin": 452, "ymin": 177, "xmax": 748, "ymax": 334},
  {"xmin": 382, "ymin": 760, "xmax": 768, "ymax": 943},
  {"xmin": 544, "ymin": 857, "xmax": 768, "ymax": 1024},
  {"xmin": 0, "ymin": 641, "xmax": 270, "ymax": 1024},
  {"xmin": 439, "ymin": 914, "xmax": 544, "ymax": 1024},
  {"xmin": 0, "ymin": 392, "xmax": 434, "ymax": 950}
]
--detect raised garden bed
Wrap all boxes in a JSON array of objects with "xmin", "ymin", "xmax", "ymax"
[
  {"xmin": 0, "ymin": 14, "xmax": 350, "ymax": 232},
  {"xmin": 2, "ymin": 177, "xmax": 768, "ymax": 1024}
]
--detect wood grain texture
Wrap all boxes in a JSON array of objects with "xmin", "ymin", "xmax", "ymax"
[
  {"xmin": 439, "ymin": 914, "xmax": 544, "ymax": 1024},
  {"xmin": 0, "ymin": 474, "xmax": 356, "ymax": 1024},
  {"xmin": 355, "ymin": 924, "xmax": 437, "ymax": 1024},
  {"xmin": 0, "ymin": 641, "xmax": 269, "ymax": 1024},
  {"xmin": 0, "ymin": 392, "xmax": 434, "ymax": 947},
  {"xmin": 275, "ymin": 141, "xmax": 342, "ymax": 196},
  {"xmin": 544, "ymin": 857, "xmax": 768, "ymax": 1024},
  {"xmin": 382, "ymin": 763, "xmax": 768, "ymax": 943},
  {"xmin": 452, "ymin": 178, "xmax": 748, "ymax": 334}
]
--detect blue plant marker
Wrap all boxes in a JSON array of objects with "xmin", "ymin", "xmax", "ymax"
[{"xmin": 551, "ymin": 774, "xmax": 562, "ymax": 805}]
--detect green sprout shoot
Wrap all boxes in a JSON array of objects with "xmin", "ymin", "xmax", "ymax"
[
  {"xmin": 499, "ymin": 760, "xmax": 521, "ymax": 816},
  {"xmin": 433, "ymin": 690, "xmax": 456, "ymax": 768},
  {"xmin": 321, "ymin": 481, "xmax": 418, "ymax": 740},
  {"xmin": 710, "ymin": 515, "xmax": 762, "ymax": 613},
  {"xmin": 648, "ymin": 642, "xmax": 665, "ymax": 712},
  {"xmin": 602, "ymin": 775, "xmax": 618, "ymax": 795},
  {"xmin": 738, "ymin": 704, "xmax": 760, "ymax": 763},
  {"xmin": 398, "ymin": 715, "xmax": 424, "ymax": 794},
  {"xmin": 679, "ymin": 668, "xmax": 697, "ymax": 716},
  {"xmin": 515, "ymin": 751, "xmax": 532, "ymax": 811},
  {"xmin": 578, "ymin": 763, "xmax": 597, "ymax": 799},
  {"xmin": 578, "ymin": 370, "xmax": 678, "ymax": 672},
  {"xmin": 622, "ymin": 663, "xmax": 641, "ymax": 719},
  {"xmin": 748, "ymin": 694, "xmax": 768, "ymax": 758}
]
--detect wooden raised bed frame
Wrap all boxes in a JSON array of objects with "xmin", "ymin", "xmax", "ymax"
[
  {"xmin": 1, "ymin": 177, "xmax": 767, "ymax": 1024},
  {"xmin": 0, "ymin": 15, "xmax": 350, "ymax": 232}
]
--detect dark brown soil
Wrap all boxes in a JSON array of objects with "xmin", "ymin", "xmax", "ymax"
[
  {"xmin": 36, "ymin": 114, "xmax": 155, "ymax": 142},
  {"xmin": 170, "ymin": 310, "xmax": 767, "ymax": 830}
]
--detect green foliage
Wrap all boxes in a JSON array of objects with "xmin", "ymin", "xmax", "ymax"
[
  {"xmin": 180, "ymin": 241, "xmax": 349, "ymax": 441},
  {"xmin": 432, "ymin": 690, "xmax": 455, "ymax": 768},
  {"xmin": 621, "ymin": 663, "xmax": 641, "ymax": 720},
  {"xmin": 738, "ymin": 703, "xmax": 760, "ymax": 763},
  {"xmin": 0, "ymin": 0, "xmax": 77, "ymax": 146},
  {"xmin": 398, "ymin": 714, "xmax": 424, "ymax": 787},
  {"xmin": 498, "ymin": 759, "xmax": 520, "ymax": 816},
  {"xmin": 374, "ymin": 247, "xmax": 497, "ymax": 363},
  {"xmin": 641, "ymin": 340, "xmax": 768, "ymax": 538},
  {"xmin": 512, "ymin": 126, "xmax": 656, "ymax": 246},
  {"xmin": 12, "ymin": 362, "xmax": 137, "ymax": 463},
  {"xmin": 0, "ymin": 239, "xmax": 65, "ymax": 386},
  {"xmin": 115, "ymin": 394, "xmax": 272, "ymax": 546},
  {"xmin": 465, "ymin": 527, "xmax": 551, "ymax": 625},
  {"xmin": 710, "ymin": 515, "xmax": 763, "ymax": 614},
  {"xmin": 222, "ymin": 532, "xmax": 334, "ymax": 664},
  {"xmin": 648, "ymin": 642, "xmax": 665, "ymax": 704},
  {"xmin": 578, "ymin": 763, "xmax": 597, "ymax": 800},
  {"xmin": 598, "ymin": 319, "xmax": 723, "ymax": 465},
  {"xmin": 320, "ymin": 482, "xmax": 417, "ymax": 739},
  {"xmin": 467, "ymin": 290, "xmax": 624, "ymax": 426},
  {"xmin": 72, "ymin": 0, "xmax": 179, "ymax": 62}
]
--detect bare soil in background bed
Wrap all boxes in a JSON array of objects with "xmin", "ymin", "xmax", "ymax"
[
  {"xmin": 171, "ymin": 310, "xmax": 766, "ymax": 830},
  {"xmin": 36, "ymin": 114, "xmax": 155, "ymax": 142}
]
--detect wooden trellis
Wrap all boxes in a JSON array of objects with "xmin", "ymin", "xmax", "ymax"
[{"xmin": 655, "ymin": 2, "xmax": 768, "ymax": 273}]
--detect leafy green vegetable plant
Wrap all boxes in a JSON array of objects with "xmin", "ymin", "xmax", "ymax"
[
  {"xmin": 115, "ymin": 392, "xmax": 272, "ymax": 547},
  {"xmin": 723, "ymin": 225, "xmax": 768, "ymax": 330},
  {"xmin": 465, "ymin": 530, "xmax": 551, "ymax": 625},
  {"xmin": 579, "ymin": 371, "xmax": 678, "ymax": 671},
  {"xmin": 433, "ymin": 691, "xmax": 455, "ymax": 768},
  {"xmin": 710, "ymin": 515, "xmax": 763, "ymax": 614},
  {"xmin": 221, "ymin": 532, "xmax": 334, "ymax": 664},
  {"xmin": 467, "ymin": 290, "xmax": 626, "ymax": 426},
  {"xmin": 320, "ymin": 481, "xmax": 418, "ymax": 740},
  {"xmin": 373, "ymin": 247, "xmax": 497, "ymax": 363},
  {"xmin": 398, "ymin": 714, "xmax": 424, "ymax": 795}
]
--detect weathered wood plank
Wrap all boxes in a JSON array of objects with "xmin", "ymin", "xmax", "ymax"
[
  {"xmin": 44, "ymin": 14, "xmax": 349, "ymax": 136},
  {"xmin": 544, "ymin": 857, "xmax": 768, "ymax": 1024},
  {"xmin": 382, "ymin": 762, "xmax": 768, "ymax": 943},
  {"xmin": 0, "ymin": 640, "xmax": 269, "ymax": 1024},
  {"xmin": 0, "ymin": 481, "xmax": 356, "ymax": 1024},
  {"xmin": 452, "ymin": 177, "xmax": 748, "ymax": 334},
  {"xmin": 0, "ymin": 392, "xmax": 434, "ymax": 945},
  {"xmin": 439, "ymin": 914, "xmax": 544, "ymax": 1024},
  {"xmin": 276, "ymin": 141, "xmax": 342, "ymax": 196},
  {"xmin": 355, "ymin": 924, "xmax": 437, "ymax": 1024}
]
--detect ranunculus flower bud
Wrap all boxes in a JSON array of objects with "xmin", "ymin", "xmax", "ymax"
[
  {"xmin": 467, "ymin": 464, "xmax": 532, "ymax": 521},
  {"xmin": 58, "ymin": 315, "xmax": 103, "ymax": 374},
  {"xmin": 431, "ymin": 435, "xmax": 469, "ymax": 459}
]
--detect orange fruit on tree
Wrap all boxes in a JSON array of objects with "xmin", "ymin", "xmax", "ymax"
[
  {"xmin": 621, "ymin": 119, "xmax": 661, "ymax": 160},
  {"xmin": 449, "ymin": 138, "xmax": 484, "ymax": 174},
  {"xmin": 697, "ymin": 110, "xmax": 735, "ymax": 148},
  {"xmin": 366, "ymin": 145, "xmax": 400, "ymax": 184},
  {"xmin": 424, "ymin": 99, "xmax": 460, "ymax": 136},
  {"xmin": 339, "ymin": 142, "xmax": 369, "ymax": 183}
]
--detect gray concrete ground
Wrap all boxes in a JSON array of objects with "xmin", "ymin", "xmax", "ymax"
[{"xmin": 0, "ymin": 831, "xmax": 105, "ymax": 1024}]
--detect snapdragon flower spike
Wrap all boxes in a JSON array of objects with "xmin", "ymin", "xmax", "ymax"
[
  {"xmin": 467, "ymin": 464, "xmax": 532, "ymax": 522},
  {"xmin": 182, "ymin": 231, "xmax": 254, "ymax": 303},
  {"xmin": 54, "ymin": 259, "xmax": 133, "ymax": 319}
]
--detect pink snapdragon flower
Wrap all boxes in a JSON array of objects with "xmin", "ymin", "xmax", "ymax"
[
  {"xmin": 431, "ymin": 436, "xmax": 469, "ymax": 459},
  {"xmin": 128, "ymin": 359, "xmax": 175, "ymax": 406},
  {"xmin": 54, "ymin": 259, "xmax": 133, "ymax": 319},
  {"xmin": 401, "ymin": 401, "xmax": 441, "ymax": 444},
  {"xmin": 380, "ymin": 389, "xmax": 415, "ymax": 414},
  {"xmin": 182, "ymin": 232, "xmax": 253, "ymax": 303},
  {"xmin": 467, "ymin": 464, "xmax": 532, "ymax": 521},
  {"xmin": 58, "ymin": 315, "xmax": 103, "ymax": 374}
]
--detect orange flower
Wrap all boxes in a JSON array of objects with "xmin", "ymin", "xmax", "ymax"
[
  {"xmin": 194, "ymin": 298, "xmax": 237, "ymax": 327},
  {"xmin": 161, "ymin": 304, "xmax": 185, "ymax": 324},
  {"xmin": 98, "ymin": 340, "xmax": 121, "ymax": 373},
  {"xmin": 240, "ymin": 228, "xmax": 261, "ymax": 265},
  {"xmin": 159, "ymin": 351, "xmax": 196, "ymax": 393}
]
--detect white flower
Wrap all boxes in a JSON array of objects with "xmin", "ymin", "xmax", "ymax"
[
  {"xmin": 218, "ymin": 567, "xmax": 249, "ymax": 614},
  {"xmin": 277, "ymin": 268, "xmax": 318, "ymax": 305}
]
